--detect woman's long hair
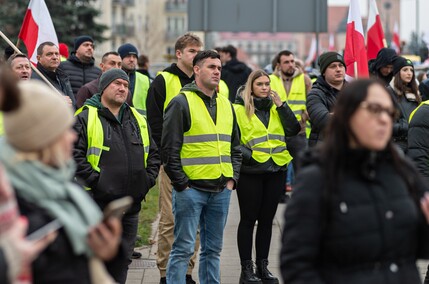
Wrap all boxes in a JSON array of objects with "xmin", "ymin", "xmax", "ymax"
[
  {"xmin": 320, "ymin": 79, "xmax": 416, "ymax": 198},
  {"xmin": 393, "ymin": 67, "xmax": 420, "ymax": 103},
  {"xmin": 241, "ymin": 70, "xmax": 270, "ymax": 119}
]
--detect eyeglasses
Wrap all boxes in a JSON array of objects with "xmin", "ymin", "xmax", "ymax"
[{"xmin": 359, "ymin": 101, "xmax": 398, "ymax": 120}]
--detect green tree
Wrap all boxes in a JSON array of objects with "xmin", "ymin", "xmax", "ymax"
[{"xmin": 0, "ymin": 0, "xmax": 107, "ymax": 55}]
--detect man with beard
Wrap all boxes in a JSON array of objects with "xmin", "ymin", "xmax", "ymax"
[
  {"xmin": 306, "ymin": 52, "xmax": 346, "ymax": 147},
  {"xmin": 270, "ymin": 50, "xmax": 312, "ymax": 187},
  {"xmin": 118, "ymin": 43, "xmax": 150, "ymax": 114},
  {"xmin": 368, "ymin": 48, "xmax": 397, "ymax": 86}
]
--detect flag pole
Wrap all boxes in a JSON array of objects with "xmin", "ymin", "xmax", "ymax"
[{"xmin": 0, "ymin": 30, "xmax": 63, "ymax": 97}]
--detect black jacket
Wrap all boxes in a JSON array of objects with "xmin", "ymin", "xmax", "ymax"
[
  {"xmin": 146, "ymin": 63, "xmax": 194, "ymax": 149},
  {"xmin": 73, "ymin": 95, "xmax": 160, "ymax": 213},
  {"xmin": 387, "ymin": 86, "xmax": 419, "ymax": 152},
  {"xmin": 281, "ymin": 148, "xmax": 429, "ymax": 284},
  {"xmin": 161, "ymin": 82, "xmax": 242, "ymax": 192},
  {"xmin": 419, "ymin": 78, "xmax": 429, "ymax": 101},
  {"xmin": 17, "ymin": 195, "xmax": 91, "ymax": 284},
  {"xmin": 32, "ymin": 63, "xmax": 76, "ymax": 108},
  {"xmin": 306, "ymin": 76, "xmax": 344, "ymax": 147},
  {"xmin": 234, "ymin": 93, "xmax": 300, "ymax": 174},
  {"xmin": 60, "ymin": 53, "xmax": 101, "ymax": 96},
  {"xmin": 221, "ymin": 58, "xmax": 252, "ymax": 102},
  {"xmin": 408, "ymin": 103, "xmax": 429, "ymax": 183}
]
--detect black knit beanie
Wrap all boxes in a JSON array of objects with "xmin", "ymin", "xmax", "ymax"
[
  {"xmin": 118, "ymin": 43, "xmax": 138, "ymax": 59},
  {"xmin": 74, "ymin": 35, "xmax": 94, "ymax": 51},
  {"xmin": 98, "ymin": 69, "xmax": 130, "ymax": 94},
  {"xmin": 318, "ymin": 52, "xmax": 346, "ymax": 75},
  {"xmin": 392, "ymin": 57, "xmax": 414, "ymax": 75}
]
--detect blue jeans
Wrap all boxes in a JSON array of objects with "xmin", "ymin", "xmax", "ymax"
[{"xmin": 167, "ymin": 187, "xmax": 232, "ymax": 284}]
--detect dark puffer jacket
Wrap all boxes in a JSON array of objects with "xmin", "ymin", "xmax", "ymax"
[
  {"xmin": 281, "ymin": 148, "xmax": 429, "ymax": 284},
  {"xmin": 60, "ymin": 53, "xmax": 101, "ymax": 96},
  {"xmin": 73, "ymin": 94, "xmax": 160, "ymax": 213},
  {"xmin": 32, "ymin": 63, "xmax": 76, "ymax": 108},
  {"xmin": 306, "ymin": 76, "xmax": 344, "ymax": 147},
  {"xmin": 234, "ymin": 91, "xmax": 300, "ymax": 174},
  {"xmin": 408, "ymin": 103, "xmax": 429, "ymax": 183}
]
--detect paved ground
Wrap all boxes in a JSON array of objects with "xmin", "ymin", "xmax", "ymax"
[{"xmin": 126, "ymin": 192, "xmax": 429, "ymax": 284}]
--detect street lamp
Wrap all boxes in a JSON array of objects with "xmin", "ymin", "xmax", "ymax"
[{"xmin": 384, "ymin": 1, "xmax": 392, "ymax": 44}]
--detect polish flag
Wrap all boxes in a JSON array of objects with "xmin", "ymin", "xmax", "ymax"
[
  {"xmin": 305, "ymin": 35, "xmax": 323, "ymax": 66},
  {"xmin": 344, "ymin": 0, "xmax": 369, "ymax": 80},
  {"xmin": 328, "ymin": 33, "xmax": 335, "ymax": 51},
  {"xmin": 391, "ymin": 22, "xmax": 401, "ymax": 54},
  {"xmin": 18, "ymin": 0, "xmax": 58, "ymax": 64},
  {"xmin": 366, "ymin": 0, "xmax": 387, "ymax": 60}
]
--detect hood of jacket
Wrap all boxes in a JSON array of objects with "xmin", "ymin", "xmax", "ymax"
[
  {"xmin": 67, "ymin": 52, "xmax": 95, "ymax": 67},
  {"xmin": 224, "ymin": 58, "xmax": 250, "ymax": 74}
]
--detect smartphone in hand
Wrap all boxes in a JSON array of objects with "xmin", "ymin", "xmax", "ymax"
[{"xmin": 26, "ymin": 219, "xmax": 62, "ymax": 242}]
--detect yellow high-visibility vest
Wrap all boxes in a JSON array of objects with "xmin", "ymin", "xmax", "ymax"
[
  {"xmin": 233, "ymin": 104, "xmax": 292, "ymax": 166},
  {"xmin": 180, "ymin": 91, "xmax": 233, "ymax": 180},
  {"xmin": 218, "ymin": 79, "xmax": 229, "ymax": 100},
  {"xmin": 159, "ymin": 71, "xmax": 183, "ymax": 111},
  {"xmin": 132, "ymin": 72, "xmax": 150, "ymax": 113},
  {"xmin": 75, "ymin": 105, "xmax": 150, "ymax": 176}
]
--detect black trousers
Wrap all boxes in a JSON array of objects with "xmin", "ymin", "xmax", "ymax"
[{"xmin": 236, "ymin": 171, "xmax": 286, "ymax": 261}]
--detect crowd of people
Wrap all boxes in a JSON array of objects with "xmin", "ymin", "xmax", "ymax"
[{"xmin": 1, "ymin": 31, "xmax": 429, "ymax": 284}]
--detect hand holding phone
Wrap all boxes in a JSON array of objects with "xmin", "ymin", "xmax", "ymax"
[{"xmin": 26, "ymin": 219, "xmax": 62, "ymax": 242}]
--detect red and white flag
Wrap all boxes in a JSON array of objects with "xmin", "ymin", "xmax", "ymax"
[
  {"xmin": 366, "ymin": 0, "xmax": 387, "ymax": 60},
  {"xmin": 391, "ymin": 22, "xmax": 401, "ymax": 54},
  {"xmin": 305, "ymin": 35, "xmax": 323, "ymax": 66},
  {"xmin": 18, "ymin": 0, "xmax": 58, "ymax": 64},
  {"xmin": 328, "ymin": 33, "xmax": 335, "ymax": 51},
  {"xmin": 344, "ymin": 0, "xmax": 369, "ymax": 80}
]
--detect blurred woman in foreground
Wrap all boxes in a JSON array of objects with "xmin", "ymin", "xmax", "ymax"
[{"xmin": 281, "ymin": 79, "xmax": 429, "ymax": 284}]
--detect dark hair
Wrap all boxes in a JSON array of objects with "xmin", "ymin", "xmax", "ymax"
[
  {"xmin": 7, "ymin": 53, "xmax": 29, "ymax": 66},
  {"xmin": 192, "ymin": 50, "xmax": 220, "ymax": 67},
  {"xmin": 320, "ymin": 79, "xmax": 416, "ymax": 198},
  {"xmin": 0, "ymin": 67, "xmax": 20, "ymax": 112},
  {"xmin": 36, "ymin": 41, "xmax": 57, "ymax": 56},
  {"xmin": 137, "ymin": 54, "xmax": 149, "ymax": 67},
  {"xmin": 393, "ymin": 68, "xmax": 420, "ymax": 103},
  {"xmin": 101, "ymin": 51, "xmax": 120, "ymax": 62},
  {"xmin": 276, "ymin": 50, "xmax": 294, "ymax": 64},
  {"xmin": 222, "ymin": 45, "xmax": 237, "ymax": 59}
]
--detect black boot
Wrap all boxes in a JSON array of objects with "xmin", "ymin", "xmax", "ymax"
[
  {"xmin": 240, "ymin": 260, "xmax": 262, "ymax": 284},
  {"xmin": 256, "ymin": 259, "xmax": 279, "ymax": 284}
]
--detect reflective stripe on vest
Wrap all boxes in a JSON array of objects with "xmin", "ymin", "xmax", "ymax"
[
  {"xmin": 218, "ymin": 79, "xmax": 229, "ymax": 99},
  {"xmin": 160, "ymin": 72, "xmax": 183, "ymax": 111},
  {"xmin": 180, "ymin": 91, "xmax": 233, "ymax": 180},
  {"xmin": 233, "ymin": 104, "xmax": 292, "ymax": 166},
  {"xmin": 132, "ymin": 72, "xmax": 150, "ymax": 113},
  {"xmin": 409, "ymin": 100, "xmax": 429, "ymax": 123},
  {"xmin": 270, "ymin": 74, "xmax": 306, "ymax": 121},
  {"xmin": 75, "ymin": 105, "xmax": 150, "ymax": 175}
]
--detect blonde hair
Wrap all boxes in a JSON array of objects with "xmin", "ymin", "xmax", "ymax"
[
  {"xmin": 241, "ymin": 70, "xmax": 270, "ymax": 119},
  {"xmin": 16, "ymin": 133, "xmax": 68, "ymax": 168}
]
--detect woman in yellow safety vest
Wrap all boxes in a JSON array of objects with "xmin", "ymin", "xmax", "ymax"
[{"xmin": 233, "ymin": 70, "xmax": 300, "ymax": 284}]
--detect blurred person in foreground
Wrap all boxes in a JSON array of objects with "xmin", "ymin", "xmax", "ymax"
[
  {"xmin": 0, "ymin": 67, "xmax": 56, "ymax": 283},
  {"xmin": 0, "ymin": 79, "xmax": 122, "ymax": 283},
  {"xmin": 281, "ymin": 79, "xmax": 429, "ymax": 284},
  {"xmin": 234, "ymin": 70, "xmax": 300, "ymax": 284}
]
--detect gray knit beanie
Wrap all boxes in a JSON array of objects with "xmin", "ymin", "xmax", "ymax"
[
  {"xmin": 98, "ymin": 68, "xmax": 130, "ymax": 94},
  {"xmin": 3, "ymin": 81, "xmax": 75, "ymax": 152},
  {"xmin": 318, "ymin": 52, "xmax": 346, "ymax": 75}
]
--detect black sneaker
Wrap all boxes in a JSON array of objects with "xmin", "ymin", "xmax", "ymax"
[
  {"xmin": 131, "ymin": 251, "xmax": 142, "ymax": 259},
  {"xmin": 186, "ymin": 274, "xmax": 196, "ymax": 284}
]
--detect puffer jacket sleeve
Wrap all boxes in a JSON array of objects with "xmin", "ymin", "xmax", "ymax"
[
  {"xmin": 306, "ymin": 89, "xmax": 332, "ymax": 134},
  {"xmin": 73, "ymin": 110, "xmax": 100, "ymax": 189},
  {"xmin": 408, "ymin": 104, "xmax": 429, "ymax": 183},
  {"xmin": 281, "ymin": 163, "xmax": 327, "ymax": 284},
  {"xmin": 145, "ymin": 123, "xmax": 161, "ymax": 189}
]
